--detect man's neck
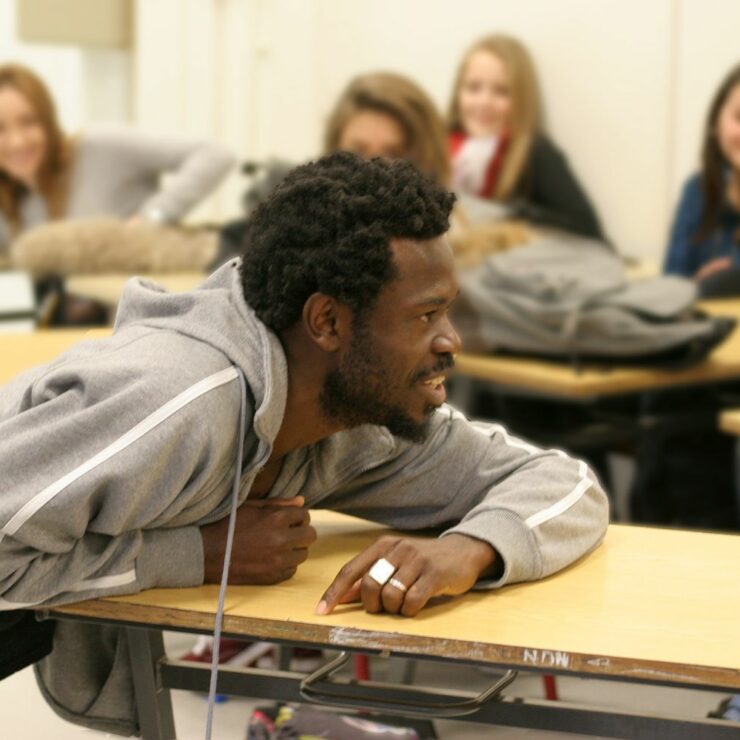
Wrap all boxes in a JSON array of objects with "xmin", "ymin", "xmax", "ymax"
[{"xmin": 269, "ymin": 329, "xmax": 344, "ymax": 460}]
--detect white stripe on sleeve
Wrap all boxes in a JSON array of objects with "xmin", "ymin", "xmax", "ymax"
[
  {"xmin": 69, "ymin": 569, "xmax": 137, "ymax": 592},
  {"xmin": 447, "ymin": 409, "xmax": 594, "ymax": 531},
  {"xmin": 525, "ymin": 461, "xmax": 593, "ymax": 529},
  {"xmin": 0, "ymin": 367, "xmax": 238, "ymax": 544}
]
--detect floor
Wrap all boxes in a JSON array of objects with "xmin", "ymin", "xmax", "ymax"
[{"xmin": 0, "ymin": 632, "xmax": 728, "ymax": 739}]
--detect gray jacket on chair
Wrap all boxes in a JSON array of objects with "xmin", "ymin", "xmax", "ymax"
[{"xmin": 0, "ymin": 260, "xmax": 608, "ymax": 734}]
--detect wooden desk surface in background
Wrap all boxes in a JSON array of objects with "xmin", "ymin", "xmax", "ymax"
[
  {"xmin": 51, "ymin": 511, "xmax": 740, "ymax": 689},
  {"xmin": 457, "ymin": 299, "xmax": 740, "ymax": 399},
  {"xmin": 0, "ymin": 329, "xmax": 94, "ymax": 385},
  {"xmin": 66, "ymin": 272, "xmax": 204, "ymax": 308},
  {"xmin": 11, "ymin": 278, "xmax": 737, "ymax": 400},
  {"xmin": 719, "ymin": 408, "xmax": 740, "ymax": 436}
]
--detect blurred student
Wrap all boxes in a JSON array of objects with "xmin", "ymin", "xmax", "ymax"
[
  {"xmin": 325, "ymin": 71, "xmax": 450, "ymax": 183},
  {"xmin": 0, "ymin": 62, "xmax": 235, "ymax": 255},
  {"xmin": 669, "ymin": 62, "xmax": 740, "ymax": 724},
  {"xmin": 664, "ymin": 63, "xmax": 740, "ymax": 291},
  {"xmin": 446, "ymin": 34, "xmax": 604, "ymax": 240},
  {"xmin": 217, "ymin": 71, "xmax": 450, "ymax": 266}
]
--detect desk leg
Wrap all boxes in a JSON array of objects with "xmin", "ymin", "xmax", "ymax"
[{"xmin": 127, "ymin": 627, "xmax": 176, "ymax": 740}]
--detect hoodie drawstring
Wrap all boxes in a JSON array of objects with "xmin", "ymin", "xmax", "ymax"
[{"xmin": 205, "ymin": 367, "xmax": 247, "ymax": 739}]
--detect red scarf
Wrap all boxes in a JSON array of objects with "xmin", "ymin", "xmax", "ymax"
[{"xmin": 449, "ymin": 131, "xmax": 509, "ymax": 198}]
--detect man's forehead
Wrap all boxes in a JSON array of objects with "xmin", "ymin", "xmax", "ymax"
[
  {"xmin": 384, "ymin": 236, "xmax": 457, "ymax": 304},
  {"xmin": 390, "ymin": 235, "xmax": 454, "ymax": 273}
]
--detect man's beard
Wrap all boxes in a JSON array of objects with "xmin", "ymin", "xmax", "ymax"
[{"xmin": 319, "ymin": 324, "xmax": 434, "ymax": 443}]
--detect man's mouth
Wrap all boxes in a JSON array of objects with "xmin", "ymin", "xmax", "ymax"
[
  {"xmin": 422, "ymin": 374, "xmax": 446, "ymax": 388},
  {"xmin": 419, "ymin": 374, "xmax": 447, "ymax": 406}
]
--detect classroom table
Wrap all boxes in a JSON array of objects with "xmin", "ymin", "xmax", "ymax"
[
  {"xmin": 0, "ymin": 329, "xmax": 94, "ymax": 385},
  {"xmin": 44, "ymin": 511, "xmax": 740, "ymax": 739},
  {"xmin": 16, "ymin": 280, "xmax": 737, "ymax": 404},
  {"xmin": 720, "ymin": 408, "xmax": 740, "ymax": 436},
  {"xmin": 455, "ymin": 299, "xmax": 740, "ymax": 400},
  {"xmin": 66, "ymin": 272, "xmax": 205, "ymax": 309}
]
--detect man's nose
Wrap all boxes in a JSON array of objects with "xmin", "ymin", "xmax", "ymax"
[{"xmin": 433, "ymin": 316, "xmax": 462, "ymax": 355}]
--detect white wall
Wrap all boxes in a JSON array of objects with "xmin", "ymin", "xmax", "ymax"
[
  {"xmin": 1, "ymin": 0, "xmax": 131, "ymax": 129},
  {"xmin": 137, "ymin": 0, "xmax": 740, "ymax": 260},
  {"xmin": 310, "ymin": 0, "xmax": 676, "ymax": 258},
  {"xmin": 671, "ymin": 0, "xmax": 740, "ymax": 216},
  {"xmin": 6, "ymin": 0, "xmax": 740, "ymax": 258}
]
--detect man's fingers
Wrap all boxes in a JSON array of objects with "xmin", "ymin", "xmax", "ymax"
[
  {"xmin": 400, "ymin": 573, "xmax": 436, "ymax": 617},
  {"xmin": 284, "ymin": 547, "xmax": 310, "ymax": 567},
  {"xmin": 316, "ymin": 539, "xmax": 397, "ymax": 615},
  {"xmin": 359, "ymin": 571, "xmax": 384, "ymax": 614},
  {"xmin": 229, "ymin": 565, "xmax": 297, "ymax": 585},
  {"xmin": 380, "ymin": 560, "xmax": 422, "ymax": 615},
  {"xmin": 294, "ymin": 547, "xmax": 310, "ymax": 565},
  {"xmin": 243, "ymin": 496, "xmax": 305, "ymax": 508},
  {"xmin": 338, "ymin": 579, "xmax": 362, "ymax": 604},
  {"xmin": 284, "ymin": 524, "xmax": 317, "ymax": 549},
  {"xmin": 271, "ymin": 506, "xmax": 310, "ymax": 528}
]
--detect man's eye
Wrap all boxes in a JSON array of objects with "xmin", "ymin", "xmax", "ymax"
[{"xmin": 420, "ymin": 311, "xmax": 436, "ymax": 324}]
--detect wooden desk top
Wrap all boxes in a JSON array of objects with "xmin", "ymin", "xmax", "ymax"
[
  {"xmin": 719, "ymin": 409, "xmax": 740, "ymax": 436},
  {"xmin": 66, "ymin": 272, "xmax": 204, "ymax": 308},
  {"xmin": 0, "ymin": 330, "xmax": 94, "ymax": 385},
  {"xmin": 50, "ymin": 511, "xmax": 740, "ymax": 689},
  {"xmin": 456, "ymin": 299, "xmax": 740, "ymax": 399}
]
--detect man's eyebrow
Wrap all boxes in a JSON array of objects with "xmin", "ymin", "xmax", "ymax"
[{"xmin": 410, "ymin": 289, "xmax": 460, "ymax": 308}]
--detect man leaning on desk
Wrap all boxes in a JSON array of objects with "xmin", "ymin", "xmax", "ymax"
[{"xmin": 0, "ymin": 153, "xmax": 608, "ymax": 730}]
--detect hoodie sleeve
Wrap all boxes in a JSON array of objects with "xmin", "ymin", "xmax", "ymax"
[
  {"xmin": 322, "ymin": 405, "xmax": 609, "ymax": 588},
  {"xmin": 0, "ymin": 349, "xmax": 241, "ymax": 610}
]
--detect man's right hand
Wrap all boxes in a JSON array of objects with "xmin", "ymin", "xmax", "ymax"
[{"xmin": 200, "ymin": 496, "xmax": 317, "ymax": 585}]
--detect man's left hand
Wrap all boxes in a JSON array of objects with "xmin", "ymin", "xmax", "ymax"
[{"xmin": 315, "ymin": 534, "xmax": 498, "ymax": 617}]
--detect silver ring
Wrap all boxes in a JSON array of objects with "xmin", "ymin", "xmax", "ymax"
[
  {"xmin": 368, "ymin": 558, "xmax": 396, "ymax": 586},
  {"xmin": 388, "ymin": 577, "xmax": 407, "ymax": 593}
]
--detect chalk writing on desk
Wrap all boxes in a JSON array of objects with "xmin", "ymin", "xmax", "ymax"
[{"xmin": 522, "ymin": 648, "xmax": 570, "ymax": 668}]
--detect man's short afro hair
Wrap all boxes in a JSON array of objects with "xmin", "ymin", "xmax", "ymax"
[{"xmin": 239, "ymin": 151, "xmax": 456, "ymax": 333}]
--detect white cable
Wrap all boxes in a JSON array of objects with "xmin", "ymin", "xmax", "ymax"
[{"xmin": 205, "ymin": 368, "xmax": 247, "ymax": 739}]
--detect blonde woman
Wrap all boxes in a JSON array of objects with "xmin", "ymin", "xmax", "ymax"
[
  {"xmin": 0, "ymin": 63, "xmax": 235, "ymax": 255},
  {"xmin": 447, "ymin": 34, "xmax": 604, "ymax": 240},
  {"xmin": 325, "ymin": 71, "xmax": 450, "ymax": 184}
]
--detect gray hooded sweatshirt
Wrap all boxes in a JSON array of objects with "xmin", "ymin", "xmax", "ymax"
[{"xmin": 0, "ymin": 260, "xmax": 608, "ymax": 734}]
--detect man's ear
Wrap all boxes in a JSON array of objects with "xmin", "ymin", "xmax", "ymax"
[{"xmin": 302, "ymin": 293, "xmax": 352, "ymax": 352}]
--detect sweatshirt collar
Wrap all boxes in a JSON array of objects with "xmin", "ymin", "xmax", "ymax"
[{"xmin": 114, "ymin": 259, "xmax": 288, "ymax": 447}]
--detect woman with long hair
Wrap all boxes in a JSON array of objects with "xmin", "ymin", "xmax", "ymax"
[
  {"xmin": 446, "ymin": 34, "xmax": 604, "ymax": 240},
  {"xmin": 0, "ymin": 63, "xmax": 235, "ymax": 255},
  {"xmin": 325, "ymin": 71, "xmax": 450, "ymax": 184},
  {"xmin": 218, "ymin": 71, "xmax": 450, "ymax": 269},
  {"xmin": 664, "ymin": 63, "xmax": 740, "ymax": 285}
]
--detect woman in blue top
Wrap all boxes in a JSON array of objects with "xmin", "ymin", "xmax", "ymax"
[
  {"xmin": 666, "ymin": 65, "xmax": 740, "ymax": 724},
  {"xmin": 665, "ymin": 63, "xmax": 740, "ymax": 284}
]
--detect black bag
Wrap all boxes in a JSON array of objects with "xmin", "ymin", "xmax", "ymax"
[{"xmin": 0, "ymin": 610, "xmax": 55, "ymax": 681}]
